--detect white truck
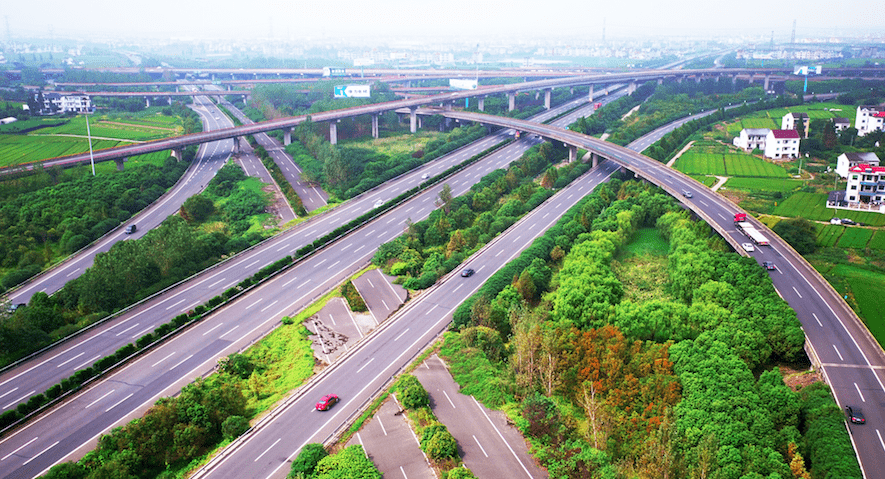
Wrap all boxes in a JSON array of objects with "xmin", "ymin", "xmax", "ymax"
[{"xmin": 734, "ymin": 213, "xmax": 769, "ymax": 246}]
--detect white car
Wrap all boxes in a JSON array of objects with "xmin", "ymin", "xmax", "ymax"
[
  {"xmin": 373, "ymin": 199, "xmax": 384, "ymax": 208},
  {"xmin": 741, "ymin": 242, "xmax": 755, "ymax": 252}
]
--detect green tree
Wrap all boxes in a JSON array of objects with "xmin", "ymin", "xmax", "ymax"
[
  {"xmin": 435, "ymin": 183, "xmax": 454, "ymax": 214},
  {"xmin": 773, "ymin": 217, "xmax": 817, "ymax": 255},
  {"xmin": 289, "ymin": 443, "xmax": 328, "ymax": 477},
  {"xmin": 180, "ymin": 195, "xmax": 215, "ymax": 222}
]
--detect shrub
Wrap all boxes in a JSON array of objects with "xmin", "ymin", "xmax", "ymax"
[
  {"xmin": 341, "ymin": 280, "xmax": 367, "ymax": 312},
  {"xmin": 398, "ymin": 375, "xmax": 429, "ymax": 409},
  {"xmin": 135, "ymin": 333, "xmax": 154, "ymax": 349},
  {"xmin": 421, "ymin": 423, "xmax": 458, "ymax": 460},
  {"xmin": 221, "ymin": 415, "xmax": 250, "ymax": 439},
  {"xmin": 289, "ymin": 443, "xmax": 328, "ymax": 477}
]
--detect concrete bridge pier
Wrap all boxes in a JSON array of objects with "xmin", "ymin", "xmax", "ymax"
[
  {"xmin": 283, "ymin": 127, "xmax": 293, "ymax": 146},
  {"xmin": 167, "ymin": 97, "xmax": 172, "ymax": 105},
  {"xmin": 627, "ymin": 81, "xmax": 637, "ymax": 94},
  {"xmin": 330, "ymin": 121, "xmax": 338, "ymax": 145},
  {"xmin": 176, "ymin": 86, "xmax": 179, "ymax": 92},
  {"xmin": 371, "ymin": 114, "xmax": 379, "ymax": 139},
  {"xmin": 732, "ymin": 74, "xmax": 737, "ymax": 84},
  {"xmin": 588, "ymin": 84, "xmax": 594, "ymax": 102},
  {"xmin": 748, "ymin": 74, "xmax": 755, "ymax": 84},
  {"xmin": 764, "ymin": 75, "xmax": 770, "ymax": 91},
  {"xmin": 658, "ymin": 78, "xmax": 664, "ymax": 85},
  {"xmin": 171, "ymin": 148, "xmax": 183, "ymax": 161},
  {"xmin": 544, "ymin": 89, "xmax": 552, "ymax": 110},
  {"xmin": 409, "ymin": 107, "xmax": 418, "ymax": 133},
  {"xmin": 478, "ymin": 97, "xmax": 485, "ymax": 112},
  {"xmin": 677, "ymin": 76, "xmax": 683, "ymax": 84},
  {"xmin": 591, "ymin": 152, "xmax": 600, "ymax": 168},
  {"xmin": 145, "ymin": 97, "xmax": 151, "ymax": 108},
  {"xmin": 508, "ymin": 92, "xmax": 516, "ymax": 112},
  {"xmin": 568, "ymin": 145, "xmax": 577, "ymax": 163},
  {"xmin": 115, "ymin": 157, "xmax": 127, "ymax": 171}
]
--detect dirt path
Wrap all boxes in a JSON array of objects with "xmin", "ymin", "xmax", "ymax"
[{"xmin": 711, "ymin": 175, "xmax": 729, "ymax": 192}]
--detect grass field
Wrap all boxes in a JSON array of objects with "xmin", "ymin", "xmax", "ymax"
[
  {"xmin": 837, "ymin": 228, "xmax": 873, "ymax": 249},
  {"xmin": 624, "ymin": 227, "xmax": 670, "ymax": 256},
  {"xmin": 774, "ymin": 192, "xmax": 838, "ymax": 221},
  {"xmin": 34, "ymin": 115, "xmax": 179, "ymax": 141},
  {"xmin": 688, "ymin": 175, "xmax": 719, "ymax": 187},
  {"xmin": 723, "ymin": 177, "xmax": 802, "ymax": 192},
  {"xmin": 0, "ymin": 135, "xmax": 126, "ymax": 167},
  {"xmin": 723, "ymin": 153, "xmax": 788, "ymax": 177}
]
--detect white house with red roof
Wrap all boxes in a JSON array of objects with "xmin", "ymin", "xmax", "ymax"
[
  {"xmin": 855, "ymin": 105, "xmax": 885, "ymax": 136},
  {"xmin": 845, "ymin": 163, "xmax": 885, "ymax": 207},
  {"xmin": 764, "ymin": 129, "xmax": 800, "ymax": 159},
  {"xmin": 782, "ymin": 112, "xmax": 809, "ymax": 137},
  {"xmin": 837, "ymin": 152, "xmax": 880, "ymax": 178}
]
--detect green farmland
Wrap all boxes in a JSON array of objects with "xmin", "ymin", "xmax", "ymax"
[
  {"xmin": 723, "ymin": 177, "xmax": 802, "ymax": 192},
  {"xmin": 0, "ymin": 136, "xmax": 124, "ymax": 167},
  {"xmin": 837, "ymin": 227, "xmax": 874, "ymax": 249},
  {"xmin": 675, "ymin": 151, "xmax": 787, "ymax": 178}
]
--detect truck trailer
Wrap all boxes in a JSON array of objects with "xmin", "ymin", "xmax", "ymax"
[{"xmin": 734, "ymin": 213, "xmax": 769, "ymax": 245}]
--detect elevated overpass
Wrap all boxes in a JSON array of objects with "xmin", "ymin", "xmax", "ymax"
[{"xmin": 0, "ymin": 67, "xmax": 865, "ymax": 175}]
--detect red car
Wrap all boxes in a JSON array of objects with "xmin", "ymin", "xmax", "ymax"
[{"xmin": 316, "ymin": 394, "xmax": 339, "ymax": 411}]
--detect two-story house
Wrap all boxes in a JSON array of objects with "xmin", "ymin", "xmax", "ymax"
[
  {"xmin": 733, "ymin": 128, "xmax": 770, "ymax": 151},
  {"xmin": 845, "ymin": 163, "xmax": 885, "ymax": 203},
  {"xmin": 855, "ymin": 105, "xmax": 885, "ymax": 137},
  {"xmin": 764, "ymin": 130, "xmax": 800, "ymax": 159},
  {"xmin": 836, "ymin": 152, "xmax": 880, "ymax": 178},
  {"xmin": 782, "ymin": 112, "xmax": 810, "ymax": 137}
]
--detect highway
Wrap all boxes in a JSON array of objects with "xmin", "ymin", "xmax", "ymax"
[
  {"xmin": 0, "ymin": 92, "xmax": 608, "ymax": 478},
  {"xmin": 6, "ymin": 95, "xmax": 237, "ymax": 306},
  {"xmin": 417, "ymin": 111, "xmax": 885, "ymax": 478}
]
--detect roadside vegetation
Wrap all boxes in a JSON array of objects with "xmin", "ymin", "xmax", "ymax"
[
  {"xmin": 0, "ymin": 160, "xmax": 275, "ymax": 367},
  {"xmin": 430, "ymin": 179, "xmax": 857, "ymax": 478}
]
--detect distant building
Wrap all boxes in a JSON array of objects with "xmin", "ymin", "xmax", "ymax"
[
  {"xmin": 733, "ymin": 128, "xmax": 770, "ymax": 151},
  {"xmin": 855, "ymin": 105, "xmax": 885, "ymax": 137},
  {"xmin": 837, "ymin": 152, "xmax": 880, "ymax": 178},
  {"xmin": 764, "ymin": 130, "xmax": 800, "ymax": 159},
  {"xmin": 32, "ymin": 92, "xmax": 92, "ymax": 115},
  {"xmin": 782, "ymin": 112, "xmax": 810, "ymax": 137},
  {"xmin": 834, "ymin": 117, "xmax": 851, "ymax": 132},
  {"xmin": 845, "ymin": 163, "xmax": 885, "ymax": 203}
]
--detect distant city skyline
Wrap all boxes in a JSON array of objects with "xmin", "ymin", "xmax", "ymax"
[{"xmin": 2, "ymin": 0, "xmax": 883, "ymax": 43}]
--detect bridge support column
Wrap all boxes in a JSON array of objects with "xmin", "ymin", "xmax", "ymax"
[
  {"xmin": 233, "ymin": 137, "xmax": 241, "ymax": 154},
  {"xmin": 588, "ymin": 84, "xmax": 594, "ymax": 102},
  {"xmin": 115, "ymin": 157, "xmax": 127, "ymax": 171},
  {"xmin": 478, "ymin": 97, "xmax": 484, "ymax": 111},
  {"xmin": 168, "ymin": 97, "xmax": 172, "ymax": 105},
  {"xmin": 283, "ymin": 127, "xmax": 292, "ymax": 146},
  {"xmin": 764, "ymin": 74, "xmax": 770, "ymax": 91},
  {"xmin": 508, "ymin": 92, "xmax": 515, "ymax": 112},
  {"xmin": 227, "ymin": 85, "xmax": 231, "ymax": 91},
  {"xmin": 171, "ymin": 148, "xmax": 183, "ymax": 161},
  {"xmin": 748, "ymin": 74, "xmax": 754, "ymax": 84},
  {"xmin": 732, "ymin": 74, "xmax": 737, "ymax": 84},
  {"xmin": 176, "ymin": 86, "xmax": 179, "ymax": 92},
  {"xmin": 145, "ymin": 97, "xmax": 151, "ymax": 108},
  {"xmin": 568, "ymin": 145, "xmax": 577, "ymax": 163},
  {"xmin": 677, "ymin": 76, "xmax": 683, "ymax": 84},
  {"xmin": 409, "ymin": 107, "xmax": 417, "ymax": 133},
  {"xmin": 329, "ymin": 122, "xmax": 338, "ymax": 145},
  {"xmin": 591, "ymin": 152, "xmax": 600, "ymax": 168},
  {"xmin": 371, "ymin": 114, "xmax": 379, "ymax": 139},
  {"xmin": 627, "ymin": 81, "xmax": 636, "ymax": 94},
  {"xmin": 658, "ymin": 78, "xmax": 663, "ymax": 85},
  {"xmin": 696, "ymin": 75, "xmax": 702, "ymax": 83},
  {"xmin": 544, "ymin": 89, "xmax": 551, "ymax": 110}
]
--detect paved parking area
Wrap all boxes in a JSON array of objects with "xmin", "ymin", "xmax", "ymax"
[
  {"xmin": 413, "ymin": 355, "xmax": 548, "ymax": 479},
  {"xmin": 352, "ymin": 269, "xmax": 407, "ymax": 322},
  {"xmin": 346, "ymin": 395, "xmax": 435, "ymax": 479}
]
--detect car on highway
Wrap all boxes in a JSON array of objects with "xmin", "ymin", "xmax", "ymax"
[
  {"xmin": 741, "ymin": 243, "xmax": 755, "ymax": 252},
  {"xmin": 460, "ymin": 268, "xmax": 475, "ymax": 277},
  {"xmin": 762, "ymin": 261, "xmax": 776, "ymax": 271},
  {"xmin": 316, "ymin": 394, "xmax": 339, "ymax": 411},
  {"xmin": 846, "ymin": 406, "xmax": 866, "ymax": 424},
  {"xmin": 682, "ymin": 190, "xmax": 693, "ymax": 198},
  {"xmin": 124, "ymin": 224, "xmax": 137, "ymax": 234},
  {"xmin": 421, "ymin": 173, "xmax": 430, "ymax": 180},
  {"xmin": 373, "ymin": 199, "xmax": 384, "ymax": 209}
]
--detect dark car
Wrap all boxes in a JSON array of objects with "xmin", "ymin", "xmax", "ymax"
[
  {"xmin": 846, "ymin": 406, "xmax": 865, "ymax": 424},
  {"xmin": 762, "ymin": 261, "xmax": 776, "ymax": 271},
  {"xmin": 316, "ymin": 394, "xmax": 339, "ymax": 411},
  {"xmin": 460, "ymin": 268, "xmax": 475, "ymax": 277},
  {"xmin": 124, "ymin": 224, "xmax": 137, "ymax": 234},
  {"xmin": 841, "ymin": 218, "xmax": 857, "ymax": 225}
]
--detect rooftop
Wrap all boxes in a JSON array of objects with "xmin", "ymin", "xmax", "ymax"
[{"xmin": 771, "ymin": 129, "xmax": 800, "ymax": 139}]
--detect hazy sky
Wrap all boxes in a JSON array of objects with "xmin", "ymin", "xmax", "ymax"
[{"xmin": 3, "ymin": 0, "xmax": 883, "ymax": 42}]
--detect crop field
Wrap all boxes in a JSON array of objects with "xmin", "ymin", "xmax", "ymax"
[
  {"xmin": 837, "ymin": 227, "xmax": 873, "ymax": 249},
  {"xmin": 723, "ymin": 177, "xmax": 802, "ymax": 192},
  {"xmin": 869, "ymin": 231, "xmax": 885, "ymax": 251},
  {"xmin": 688, "ymin": 175, "xmax": 719, "ymax": 187},
  {"xmin": 0, "ymin": 135, "xmax": 125, "ymax": 167},
  {"xmin": 774, "ymin": 192, "xmax": 835, "ymax": 220},
  {"xmin": 834, "ymin": 264, "xmax": 885, "ymax": 341},
  {"xmin": 740, "ymin": 118, "xmax": 778, "ymax": 129},
  {"xmin": 34, "ymin": 116, "xmax": 177, "ymax": 141},
  {"xmin": 674, "ymin": 152, "xmax": 727, "ymax": 175},
  {"xmin": 723, "ymin": 153, "xmax": 788, "ymax": 177},
  {"xmin": 816, "ymin": 224, "xmax": 844, "ymax": 247}
]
